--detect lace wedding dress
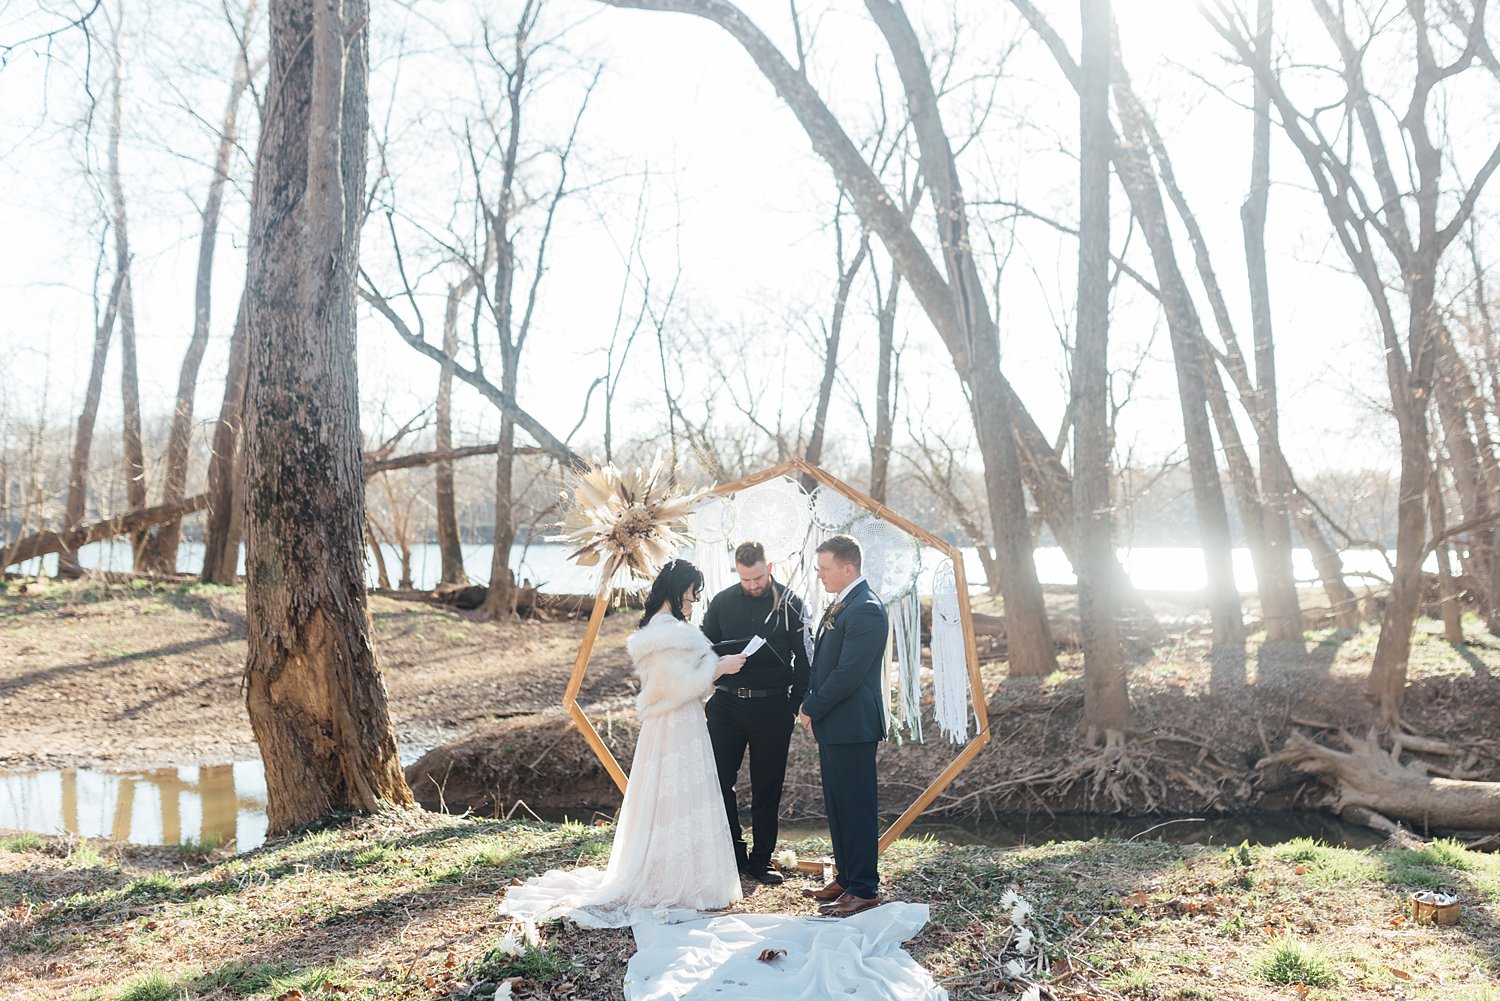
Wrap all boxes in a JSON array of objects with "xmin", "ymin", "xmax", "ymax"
[{"xmin": 500, "ymin": 612, "xmax": 743, "ymax": 928}]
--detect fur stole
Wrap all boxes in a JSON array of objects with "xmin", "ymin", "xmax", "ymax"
[{"xmin": 626, "ymin": 616, "xmax": 717, "ymax": 718}]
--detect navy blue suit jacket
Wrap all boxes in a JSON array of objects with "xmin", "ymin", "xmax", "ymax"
[{"xmin": 801, "ymin": 579, "xmax": 888, "ymax": 745}]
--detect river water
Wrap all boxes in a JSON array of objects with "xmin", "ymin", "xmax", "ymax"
[
  {"xmin": 0, "ymin": 754, "xmax": 1382, "ymax": 853},
  {"xmin": 12, "ymin": 540, "xmax": 1423, "ymax": 596}
]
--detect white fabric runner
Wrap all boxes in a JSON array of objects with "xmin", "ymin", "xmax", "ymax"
[{"xmin": 623, "ymin": 902, "xmax": 948, "ymax": 1001}]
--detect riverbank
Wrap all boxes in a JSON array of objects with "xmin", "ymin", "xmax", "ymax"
[
  {"xmin": 4, "ymin": 578, "xmax": 1500, "ymax": 830},
  {"xmin": 2, "ymin": 810, "xmax": 1498, "ymax": 999}
]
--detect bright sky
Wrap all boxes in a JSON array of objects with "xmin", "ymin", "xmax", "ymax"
[{"xmin": 3, "ymin": 0, "xmax": 1478, "ymax": 487}]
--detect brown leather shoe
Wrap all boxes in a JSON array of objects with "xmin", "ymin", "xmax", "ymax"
[
  {"xmin": 818, "ymin": 891, "xmax": 882, "ymax": 917},
  {"xmin": 800, "ymin": 879, "xmax": 844, "ymax": 902}
]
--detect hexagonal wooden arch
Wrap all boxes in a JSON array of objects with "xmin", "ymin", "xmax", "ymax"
[{"xmin": 561, "ymin": 457, "xmax": 991, "ymax": 859}]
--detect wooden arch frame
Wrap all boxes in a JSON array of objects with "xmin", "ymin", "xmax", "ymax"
[{"xmin": 561, "ymin": 457, "xmax": 991, "ymax": 857}]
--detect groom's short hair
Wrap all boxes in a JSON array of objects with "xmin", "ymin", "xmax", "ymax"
[
  {"xmin": 735, "ymin": 541, "xmax": 766, "ymax": 566},
  {"xmin": 816, "ymin": 534, "xmax": 862, "ymax": 570}
]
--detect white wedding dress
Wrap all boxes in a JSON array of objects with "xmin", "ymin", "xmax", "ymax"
[{"xmin": 500, "ymin": 612, "xmax": 742, "ymax": 928}]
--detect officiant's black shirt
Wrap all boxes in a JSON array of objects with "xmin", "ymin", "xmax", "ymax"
[{"xmin": 701, "ymin": 579, "xmax": 809, "ymax": 708}]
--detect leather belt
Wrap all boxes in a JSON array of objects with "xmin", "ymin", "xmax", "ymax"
[{"xmin": 715, "ymin": 685, "xmax": 787, "ymax": 699}]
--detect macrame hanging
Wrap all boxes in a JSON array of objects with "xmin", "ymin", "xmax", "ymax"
[
  {"xmin": 889, "ymin": 590, "xmax": 924, "ymax": 744},
  {"xmin": 929, "ymin": 558, "xmax": 971, "ymax": 743}
]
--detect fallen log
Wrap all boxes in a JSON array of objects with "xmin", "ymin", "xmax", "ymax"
[
  {"xmin": 3, "ymin": 443, "xmax": 545, "ymax": 569},
  {"xmin": 1259, "ymin": 731, "xmax": 1500, "ymax": 832},
  {"xmin": 1, "ymin": 494, "xmax": 210, "ymax": 567}
]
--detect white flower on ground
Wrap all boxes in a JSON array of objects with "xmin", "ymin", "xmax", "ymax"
[
  {"xmin": 493, "ymin": 931, "xmax": 524, "ymax": 958},
  {"xmin": 1009, "ymin": 898, "xmax": 1033, "ymax": 924},
  {"xmin": 1013, "ymin": 926, "xmax": 1035, "ymax": 954},
  {"xmin": 1002, "ymin": 959, "xmax": 1025, "ymax": 979},
  {"xmin": 775, "ymin": 849, "xmax": 798, "ymax": 870},
  {"xmin": 999, "ymin": 889, "xmax": 1019, "ymax": 910},
  {"xmin": 1019, "ymin": 986, "xmax": 1043, "ymax": 1001}
]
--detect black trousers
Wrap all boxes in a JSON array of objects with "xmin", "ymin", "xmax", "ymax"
[
  {"xmin": 706, "ymin": 689, "xmax": 794, "ymax": 868},
  {"xmin": 817, "ymin": 739, "xmax": 879, "ymax": 899}
]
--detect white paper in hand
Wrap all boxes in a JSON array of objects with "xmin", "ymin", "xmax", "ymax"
[{"xmin": 741, "ymin": 635, "xmax": 767, "ymax": 658}]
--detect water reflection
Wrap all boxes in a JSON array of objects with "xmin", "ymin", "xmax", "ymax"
[{"xmin": 0, "ymin": 762, "xmax": 269, "ymax": 849}]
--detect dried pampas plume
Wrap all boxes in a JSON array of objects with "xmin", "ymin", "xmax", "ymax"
[{"xmin": 554, "ymin": 453, "xmax": 703, "ymax": 586}]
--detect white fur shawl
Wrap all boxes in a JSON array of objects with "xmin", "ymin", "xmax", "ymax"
[{"xmin": 626, "ymin": 616, "xmax": 717, "ymax": 718}]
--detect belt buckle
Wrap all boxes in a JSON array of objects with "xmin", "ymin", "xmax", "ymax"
[{"xmin": 735, "ymin": 687, "xmax": 751, "ymax": 698}]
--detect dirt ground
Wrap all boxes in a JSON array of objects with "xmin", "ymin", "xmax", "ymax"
[
  {"xmin": 0, "ymin": 578, "xmax": 639, "ymax": 771},
  {"xmin": 3, "ymin": 576, "xmax": 1500, "ymax": 826}
]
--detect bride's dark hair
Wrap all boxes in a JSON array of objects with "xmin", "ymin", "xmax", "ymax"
[{"xmin": 638, "ymin": 559, "xmax": 705, "ymax": 627}]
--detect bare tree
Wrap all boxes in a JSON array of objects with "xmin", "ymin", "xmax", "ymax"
[
  {"xmin": 601, "ymin": 0, "xmax": 1059, "ymax": 675},
  {"xmin": 145, "ymin": 0, "xmax": 261, "ymax": 574},
  {"xmin": 241, "ymin": 0, "xmax": 413, "ymax": 831},
  {"xmin": 58, "ymin": 262, "xmax": 124, "ymax": 577},
  {"xmin": 1075, "ymin": 0, "xmax": 1128, "ymax": 738},
  {"xmin": 1206, "ymin": 0, "xmax": 1500, "ymax": 720}
]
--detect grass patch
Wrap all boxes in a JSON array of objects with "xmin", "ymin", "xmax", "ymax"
[
  {"xmin": 177, "ymin": 833, "xmax": 222, "ymax": 860},
  {"xmin": 1268, "ymin": 838, "xmax": 1373, "ymax": 885},
  {"xmin": 1, "ymin": 833, "xmax": 45, "ymax": 853},
  {"xmin": 1254, "ymin": 938, "xmax": 1338, "ymax": 987},
  {"xmin": 189, "ymin": 960, "xmax": 293, "ymax": 993},
  {"xmin": 113, "ymin": 972, "xmax": 180, "ymax": 1001}
]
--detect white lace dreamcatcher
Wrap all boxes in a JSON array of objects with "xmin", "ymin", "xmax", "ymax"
[
  {"xmin": 733, "ymin": 478, "xmax": 811, "ymax": 560},
  {"xmin": 929, "ymin": 558, "xmax": 971, "ymax": 743},
  {"xmin": 686, "ymin": 496, "xmax": 737, "ymax": 621}
]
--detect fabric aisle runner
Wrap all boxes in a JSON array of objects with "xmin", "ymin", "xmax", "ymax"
[{"xmin": 623, "ymin": 902, "xmax": 947, "ymax": 1001}]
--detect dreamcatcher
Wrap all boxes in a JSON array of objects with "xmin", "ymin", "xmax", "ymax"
[{"xmin": 733, "ymin": 477, "xmax": 811, "ymax": 559}]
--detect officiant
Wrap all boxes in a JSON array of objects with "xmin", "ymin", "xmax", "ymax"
[{"xmin": 700, "ymin": 540, "xmax": 809, "ymax": 885}]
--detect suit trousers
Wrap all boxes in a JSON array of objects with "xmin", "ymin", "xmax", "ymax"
[
  {"xmin": 817, "ymin": 738, "xmax": 879, "ymax": 899},
  {"xmin": 706, "ymin": 690, "xmax": 795, "ymax": 867}
]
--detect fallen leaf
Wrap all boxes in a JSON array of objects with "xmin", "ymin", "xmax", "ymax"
[
  {"xmin": 1290, "ymin": 984, "xmax": 1310, "ymax": 997},
  {"xmin": 1063, "ymin": 912, "xmax": 1084, "ymax": 927},
  {"xmin": 1294, "ymin": 865, "xmax": 1308, "ymax": 876},
  {"xmin": 758, "ymin": 948, "xmax": 787, "ymax": 963},
  {"xmin": 1387, "ymin": 966, "xmax": 1413, "ymax": 981},
  {"xmin": 1121, "ymin": 892, "xmax": 1151, "ymax": 909},
  {"xmin": 1389, "ymin": 914, "xmax": 1406, "ymax": 927}
]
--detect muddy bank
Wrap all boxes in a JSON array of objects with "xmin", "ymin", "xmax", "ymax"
[{"xmin": 407, "ymin": 624, "xmax": 1500, "ymax": 824}]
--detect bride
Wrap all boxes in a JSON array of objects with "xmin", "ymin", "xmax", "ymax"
[{"xmin": 500, "ymin": 559, "xmax": 749, "ymax": 928}]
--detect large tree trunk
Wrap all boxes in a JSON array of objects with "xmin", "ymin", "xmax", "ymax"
[
  {"xmin": 58, "ymin": 269, "xmax": 124, "ymax": 577},
  {"xmin": 147, "ymin": 42, "xmax": 254, "ymax": 575},
  {"xmin": 106, "ymin": 38, "xmax": 149, "ymax": 570},
  {"xmin": 1262, "ymin": 732, "xmax": 1500, "ymax": 831},
  {"xmin": 1433, "ymin": 328, "xmax": 1496, "ymax": 623},
  {"xmin": 201, "ymin": 295, "xmax": 251, "ymax": 584},
  {"xmin": 1111, "ymin": 93, "xmax": 1245, "ymax": 664},
  {"xmin": 434, "ymin": 280, "xmax": 469, "ymax": 586},
  {"xmin": 1075, "ymin": 0, "xmax": 1127, "ymax": 738},
  {"xmin": 1239, "ymin": 0, "xmax": 1302, "ymax": 645},
  {"xmin": 242, "ymin": 0, "xmax": 413, "ymax": 833},
  {"xmin": 1428, "ymin": 458, "xmax": 1464, "ymax": 643}
]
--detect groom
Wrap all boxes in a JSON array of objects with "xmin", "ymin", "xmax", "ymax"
[{"xmin": 798, "ymin": 534, "xmax": 887, "ymax": 917}]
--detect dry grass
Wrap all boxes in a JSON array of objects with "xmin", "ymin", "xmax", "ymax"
[{"xmin": 3, "ymin": 810, "xmax": 1498, "ymax": 1001}]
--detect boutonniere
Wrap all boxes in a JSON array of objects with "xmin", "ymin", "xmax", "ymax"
[{"xmin": 818, "ymin": 600, "xmax": 845, "ymax": 634}]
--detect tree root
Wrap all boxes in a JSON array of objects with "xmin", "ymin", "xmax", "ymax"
[{"xmin": 1258, "ymin": 730, "xmax": 1500, "ymax": 831}]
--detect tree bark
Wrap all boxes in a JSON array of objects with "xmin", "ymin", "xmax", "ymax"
[
  {"xmin": 58, "ymin": 269, "xmax": 124, "ymax": 577},
  {"xmin": 805, "ymin": 213, "xmax": 868, "ymax": 486},
  {"xmin": 201, "ymin": 294, "xmax": 251, "ymax": 584},
  {"xmin": 434, "ymin": 278, "xmax": 470, "ymax": 586},
  {"xmin": 1261, "ymin": 732, "xmax": 1500, "ymax": 831},
  {"xmin": 242, "ymin": 0, "xmax": 413, "ymax": 832},
  {"xmin": 147, "ymin": 35, "xmax": 255, "ymax": 575},
  {"xmin": 1075, "ymin": 0, "xmax": 1128, "ymax": 737},
  {"xmin": 1428, "ymin": 457, "xmax": 1464, "ymax": 643},
  {"xmin": 870, "ymin": 259, "xmax": 900, "ymax": 505},
  {"xmin": 106, "ymin": 35, "xmax": 149, "ymax": 569}
]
